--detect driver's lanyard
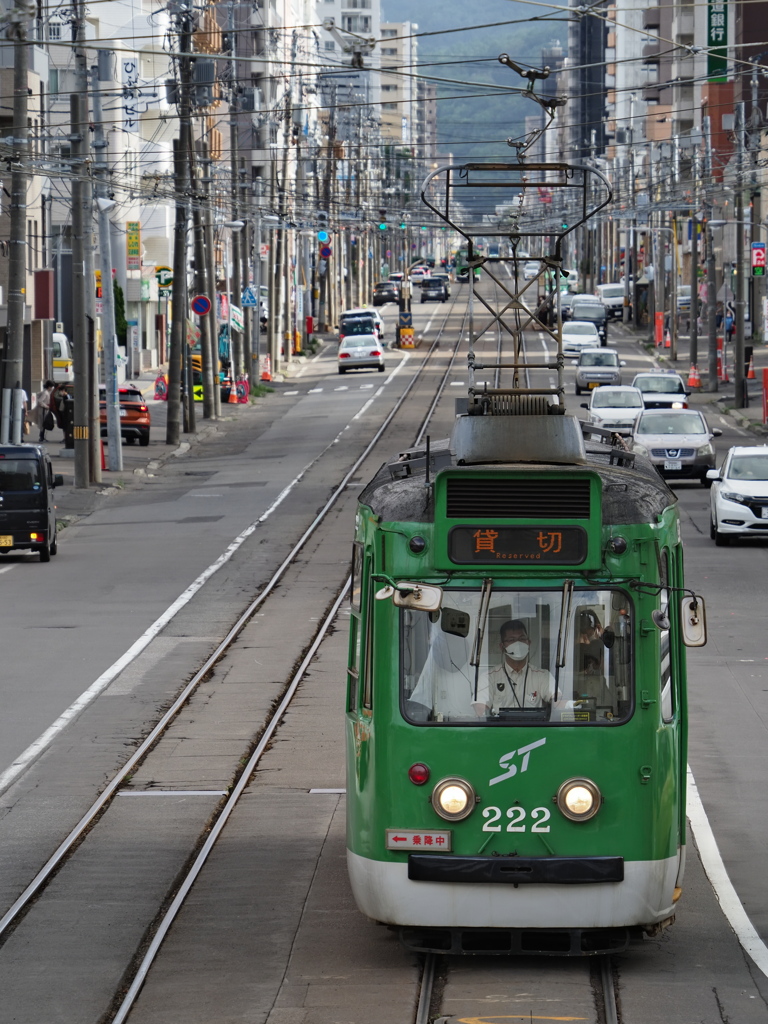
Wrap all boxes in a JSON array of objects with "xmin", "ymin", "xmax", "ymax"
[{"xmin": 502, "ymin": 663, "xmax": 530, "ymax": 707}]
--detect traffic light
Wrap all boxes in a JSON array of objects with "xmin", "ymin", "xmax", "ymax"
[
  {"xmin": 379, "ymin": 221, "xmax": 387, "ymax": 231},
  {"xmin": 561, "ymin": 220, "xmax": 568, "ymax": 230},
  {"xmin": 317, "ymin": 230, "xmax": 329, "ymax": 242},
  {"xmin": 378, "ymin": 208, "xmax": 387, "ymax": 230},
  {"xmin": 400, "ymin": 222, "xmax": 407, "ymax": 230}
]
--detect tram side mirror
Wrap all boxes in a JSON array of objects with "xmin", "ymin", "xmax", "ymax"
[
  {"xmin": 391, "ymin": 582, "xmax": 443, "ymax": 613},
  {"xmin": 441, "ymin": 608, "xmax": 470, "ymax": 638},
  {"xmin": 652, "ymin": 609, "xmax": 671, "ymax": 631},
  {"xmin": 602, "ymin": 627, "xmax": 615, "ymax": 649},
  {"xmin": 681, "ymin": 595, "xmax": 707, "ymax": 647}
]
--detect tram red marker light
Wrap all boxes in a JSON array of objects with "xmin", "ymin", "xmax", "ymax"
[{"xmin": 408, "ymin": 763, "xmax": 430, "ymax": 785}]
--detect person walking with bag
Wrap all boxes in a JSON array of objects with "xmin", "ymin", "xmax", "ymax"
[{"xmin": 36, "ymin": 380, "xmax": 55, "ymax": 442}]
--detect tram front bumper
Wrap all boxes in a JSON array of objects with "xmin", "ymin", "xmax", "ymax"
[{"xmin": 408, "ymin": 854, "xmax": 624, "ymax": 885}]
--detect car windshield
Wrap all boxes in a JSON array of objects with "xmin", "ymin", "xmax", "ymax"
[
  {"xmin": 580, "ymin": 353, "xmax": 618, "ymax": 367},
  {"xmin": 342, "ymin": 320, "xmax": 375, "ymax": 336},
  {"xmin": 600, "ymin": 286, "xmax": 624, "ymax": 298},
  {"xmin": 565, "ymin": 324, "xmax": 598, "ymax": 335},
  {"xmin": 342, "ymin": 337, "xmax": 377, "ymax": 349},
  {"xmin": 401, "ymin": 587, "xmax": 633, "ymax": 726},
  {"xmin": 728, "ymin": 455, "xmax": 768, "ymax": 480},
  {"xmin": 637, "ymin": 412, "xmax": 706, "ymax": 435},
  {"xmin": 592, "ymin": 391, "xmax": 642, "ymax": 408},
  {"xmin": 635, "ymin": 376, "xmax": 685, "ymax": 394},
  {"xmin": 0, "ymin": 459, "xmax": 42, "ymax": 492},
  {"xmin": 572, "ymin": 305, "xmax": 604, "ymax": 321}
]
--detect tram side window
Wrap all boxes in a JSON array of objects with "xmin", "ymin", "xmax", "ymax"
[
  {"xmin": 347, "ymin": 617, "xmax": 360, "ymax": 712},
  {"xmin": 400, "ymin": 588, "xmax": 634, "ymax": 726},
  {"xmin": 659, "ymin": 550, "xmax": 674, "ymax": 722}
]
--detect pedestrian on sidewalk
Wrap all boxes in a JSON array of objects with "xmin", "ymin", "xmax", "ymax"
[{"xmin": 35, "ymin": 380, "xmax": 55, "ymax": 442}]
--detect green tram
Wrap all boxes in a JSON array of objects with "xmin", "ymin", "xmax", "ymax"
[
  {"xmin": 345, "ymin": 414, "xmax": 706, "ymax": 955},
  {"xmin": 455, "ymin": 246, "xmax": 480, "ymax": 282}
]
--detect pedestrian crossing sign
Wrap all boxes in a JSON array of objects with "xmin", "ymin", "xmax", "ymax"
[{"xmin": 241, "ymin": 286, "xmax": 258, "ymax": 307}]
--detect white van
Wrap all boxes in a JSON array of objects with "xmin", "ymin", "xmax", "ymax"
[
  {"xmin": 595, "ymin": 283, "xmax": 626, "ymax": 319},
  {"xmin": 52, "ymin": 332, "xmax": 74, "ymax": 382}
]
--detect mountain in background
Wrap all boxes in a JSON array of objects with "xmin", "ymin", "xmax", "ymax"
[{"xmin": 380, "ymin": 1, "xmax": 565, "ymax": 161}]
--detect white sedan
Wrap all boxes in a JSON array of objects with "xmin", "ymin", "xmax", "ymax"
[
  {"xmin": 708, "ymin": 445, "xmax": 768, "ymax": 545},
  {"xmin": 562, "ymin": 320, "xmax": 600, "ymax": 356},
  {"xmin": 409, "ymin": 267, "xmax": 431, "ymax": 284},
  {"xmin": 581, "ymin": 385, "xmax": 644, "ymax": 435}
]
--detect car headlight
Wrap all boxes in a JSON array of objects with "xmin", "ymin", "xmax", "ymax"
[
  {"xmin": 556, "ymin": 777, "xmax": 602, "ymax": 822},
  {"xmin": 697, "ymin": 443, "xmax": 714, "ymax": 456},
  {"xmin": 632, "ymin": 443, "xmax": 649, "ymax": 456},
  {"xmin": 722, "ymin": 490, "xmax": 746, "ymax": 504},
  {"xmin": 671, "ymin": 401, "xmax": 684, "ymax": 409},
  {"xmin": 431, "ymin": 777, "xmax": 476, "ymax": 821}
]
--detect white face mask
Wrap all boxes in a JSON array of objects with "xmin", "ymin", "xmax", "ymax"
[{"xmin": 504, "ymin": 641, "xmax": 529, "ymax": 660}]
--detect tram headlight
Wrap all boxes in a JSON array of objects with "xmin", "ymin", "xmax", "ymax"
[
  {"xmin": 556, "ymin": 777, "xmax": 601, "ymax": 822},
  {"xmin": 431, "ymin": 777, "xmax": 476, "ymax": 821}
]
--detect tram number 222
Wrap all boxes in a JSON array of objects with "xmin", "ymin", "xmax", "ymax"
[{"xmin": 482, "ymin": 805, "xmax": 551, "ymax": 833}]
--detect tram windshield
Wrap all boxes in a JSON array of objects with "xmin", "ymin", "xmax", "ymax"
[{"xmin": 402, "ymin": 588, "xmax": 632, "ymax": 725}]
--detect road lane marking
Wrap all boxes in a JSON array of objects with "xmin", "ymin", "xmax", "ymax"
[
  {"xmin": 688, "ymin": 766, "xmax": 768, "ymax": 978},
  {"xmin": 283, "ymin": 390, "xmax": 299, "ymax": 396},
  {"xmin": 0, "ymin": 565, "xmax": 14, "ymax": 575}
]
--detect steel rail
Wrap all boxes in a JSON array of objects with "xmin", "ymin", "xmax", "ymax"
[
  {"xmin": 414, "ymin": 953, "xmax": 436, "ymax": 1024},
  {"xmin": 0, "ymin": 292, "xmax": 466, "ymax": 943},
  {"xmin": 600, "ymin": 956, "xmax": 620, "ymax": 1024},
  {"xmin": 111, "ymin": 578, "xmax": 352, "ymax": 1023}
]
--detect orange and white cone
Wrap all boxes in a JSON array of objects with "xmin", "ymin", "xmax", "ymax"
[
  {"xmin": 687, "ymin": 364, "xmax": 702, "ymax": 388},
  {"xmin": 664, "ymin": 329, "xmax": 671, "ymax": 348},
  {"xmin": 260, "ymin": 355, "xmax": 272, "ymax": 382},
  {"xmin": 748, "ymin": 355, "xmax": 756, "ymax": 379},
  {"xmin": 227, "ymin": 379, "xmax": 239, "ymax": 404}
]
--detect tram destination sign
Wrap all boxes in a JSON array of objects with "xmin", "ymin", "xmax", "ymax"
[{"xmin": 448, "ymin": 525, "xmax": 588, "ymax": 565}]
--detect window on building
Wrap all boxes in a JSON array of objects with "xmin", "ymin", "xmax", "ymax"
[
  {"xmin": 382, "ymin": 102, "xmax": 397, "ymax": 111},
  {"xmin": 382, "ymin": 28, "xmax": 397, "ymax": 37},
  {"xmin": 382, "ymin": 47, "xmax": 397, "ymax": 55},
  {"xmin": 324, "ymin": 40, "xmax": 335, "ymax": 50},
  {"xmin": 342, "ymin": 14, "xmax": 370, "ymax": 32},
  {"xmin": 345, "ymin": 0, "xmax": 371, "ymax": 7},
  {"xmin": 48, "ymin": 21, "xmax": 61, "ymax": 41},
  {"xmin": 382, "ymin": 84, "xmax": 397, "ymax": 92}
]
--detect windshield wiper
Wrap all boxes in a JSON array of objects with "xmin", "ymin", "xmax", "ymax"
[
  {"xmin": 471, "ymin": 578, "xmax": 494, "ymax": 702},
  {"xmin": 554, "ymin": 580, "xmax": 574, "ymax": 701}
]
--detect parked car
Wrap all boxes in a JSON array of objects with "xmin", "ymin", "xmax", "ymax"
[
  {"xmin": 581, "ymin": 385, "xmax": 644, "ymax": 435},
  {"xmin": 338, "ymin": 334, "xmax": 385, "ymax": 374},
  {"xmin": 569, "ymin": 297, "xmax": 608, "ymax": 344},
  {"xmin": 0, "ymin": 444, "xmax": 62, "ymax": 561},
  {"xmin": 99, "ymin": 384, "xmax": 151, "ymax": 446},
  {"xmin": 595, "ymin": 283, "xmax": 626, "ymax": 319},
  {"xmin": 629, "ymin": 409, "xmax": 721, "ymax": 485},
  {"xmin": 420, "ymin": 277, "xmax": 448, "ymax": 302},
  {"xmin": 562, "ymin": 320, "xmax": 601, "ymax": 357},
  {"xmin": 523, "ymin": 260, "xmax": 540, "ymax": 280},
  {"xmin": 340, "ymin": 307, "xmax": 384, "ymax": 340},
  {"xmin": 631, "ymin": 372, "xmax": 689, "ymax": 410},
  {"xmin": 373, "ymin": 281, "xmax": 398, "ymax": 306},
  {"xmin": 677, "ymin": 285, "xmax": 692, "ymax": 313},
  {"xmin": 52, "ymin": 332, "xmax": 74, "ymax": 382},
  {"xmin": 574, "ymin": 348, "xmax": 624, "ymax": 394},
  {"xmin": 708, "ymin": 445, "xmax": 768, "ymax": 545}
]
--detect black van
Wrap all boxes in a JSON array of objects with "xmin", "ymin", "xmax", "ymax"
[{"xmin": 0, "ymin": 445, "xmax": 63, "ymax": 562}]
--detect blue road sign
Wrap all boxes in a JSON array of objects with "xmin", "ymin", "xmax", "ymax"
[{"xmin": 241, "ymin": 286, "xmax": 258, "ymax": 307}]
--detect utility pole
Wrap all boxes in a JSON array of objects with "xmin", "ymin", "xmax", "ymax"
[
  {"xmin": 71, "ymin": 0, "xmax": 90, "ymax": 486},
  {"xmin": 190, "ymin": 142, "xmax": 215, "ymax": 420},
  {"xmin": 690, "ymin": 147, "xmax": 700, "ymax": 371},
  {"xmin": 200, "ymin": 145, "xmax": 220, "ymax": 418},
  {"xmin": 734, "ymin": 101, "xmax": 746, "ymax": 407},
  {"xmin": 91, "ymin": 61, "xmax": 122, "ymax": 471},
  {"xmin": 3, "ymin": 0, "xmax": 30, "ymax": 443},
  {"xmin": 167, "ymin": 7, "xmax": 193, "ymax": 445},
  {"xmin": 228, "ymin": 84, "xmax": 243, "ymax": 379},
  {"xmin": 704, "ymin": 115, "xmax": 718, "ymax": 391}
]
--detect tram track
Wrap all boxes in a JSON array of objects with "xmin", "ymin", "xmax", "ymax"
[
  {"xmin": 0, "ymin": 288, "xmax": 474, "ymax": 1022},
  {"xmin": 413, "ymin": 951, "xmax": 622, "ymax": 1024}
]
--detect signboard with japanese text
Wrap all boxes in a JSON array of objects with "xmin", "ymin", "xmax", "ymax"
[
  {"xmin": 156, "ymin": 265, "xmax": 173, "ymax": 297},
  {"xmin": 752, "ymin": 242, "xmax": 766, "ymax": 277},
  {"xmin": 707, "ymin": 0, "xmax": 728, "ymax": 81},
  {"xmin": 126, "ymin": 222, "xmax": 141, "ymax": 270},
  {"xmin": 230, "ymin": 305, "xmax": 244, "ymax": 332},
  {"xmin": 122, "ymin": 57, "xmax": 140, "ymax": 132},
  {"xmin": 448, "ymin": 525, "xmax": 588, "ymax": 565},
  {"xmin": 385, "ymin": 829, "xmax": 452, "ymax": 851}
]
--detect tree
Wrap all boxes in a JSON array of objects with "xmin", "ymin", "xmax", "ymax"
[{"xmin": 113, "ymin": 281, "xmax": 127, "ymax": 347}]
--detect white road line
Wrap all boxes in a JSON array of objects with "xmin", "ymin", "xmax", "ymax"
[
  {"xmin": 308, "ymin": 388, "xmax": 323, "ymax": 393},
  {"xmin": 0, "ymin": 565, "xmax": 14, "ymax": 575},
  {"xmin": 334, "ymin": 386, "xmax": 349, "ymax": 391},
  {"xmin": 718, "ymin": 414, "xmax": 749, "ymax": 436},
  {"xmin": 0, "ymin": 424, "xmax": 363, "ymax": 796},
  {"xmin": 283, "ymin": 390, "xmax": 299, "ymax": 396},
  {"xmin": 688, "ymin": 766, "xmax": 768, "ymax": 978}
]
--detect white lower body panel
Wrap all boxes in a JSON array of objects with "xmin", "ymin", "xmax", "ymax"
[{"xmin": 347, "ymin": 849, "xmax": 678, "ymax": 929}]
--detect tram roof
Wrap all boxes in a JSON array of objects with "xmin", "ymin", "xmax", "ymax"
[{"xmin": 359, "ymin": 439, "xmax": 676, "ymax": 527}]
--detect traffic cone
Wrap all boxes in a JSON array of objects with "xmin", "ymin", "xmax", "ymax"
[
  {"xmin": 748, "ymin": 354, "xmax": 756, "ymax": 379},
  {"xmin": 664, "ymin": 329, "xmax": 671, "ymax": 348},
  {"xmin": 687, "ymin": 364, "xmax": 701, "ymax": 388},
  {"xmin": 260, "ymin": 355, "xmax": 272, "ymax": 382},
  {"xmin": 227, "ymin": 378, "xmax": 238, "ymax": 404}
]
